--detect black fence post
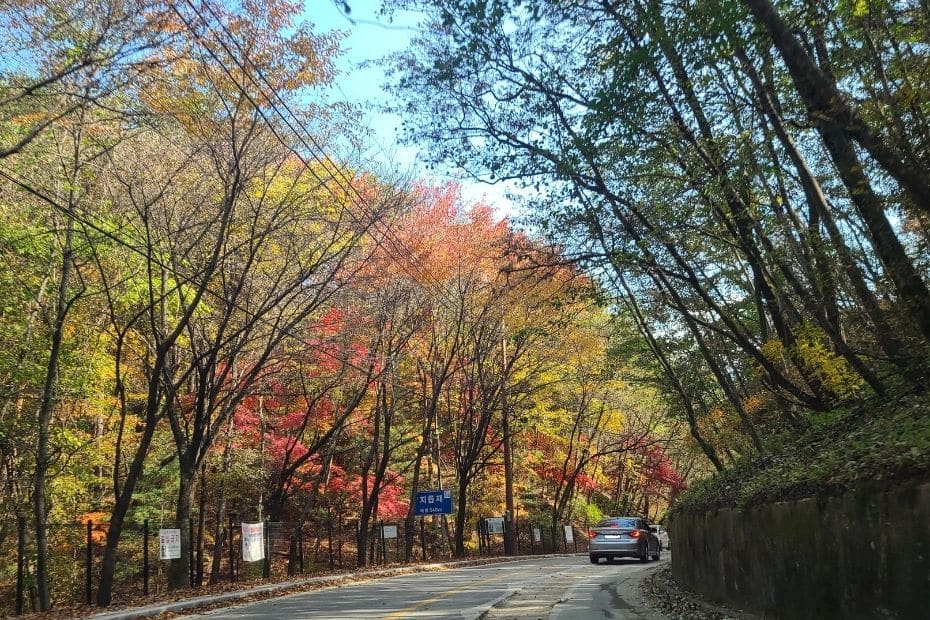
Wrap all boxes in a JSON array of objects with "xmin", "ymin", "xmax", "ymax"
[
  {"xmin": 337, "ymin": 514, "xmax": 344, "ymax": 568},
  {"xmin": 502, "ymin": 515, "xmax": 507, "ymax": 556},
  {"xmin": 143, "ymin": 520, "xmax": 149, "ymax": 596},
  {"xmin": 573, "ymin": 526, "xmax": 578, "ymax": 553},
  {"xmin": 262, "ymin": 520, "xmax": 271, "ymax": 578},
  {"xmin": 85, "ymin": 520, "xmax": 93, "ymax": 605},
  {"xmin": 16, "ymin": 516, "xmax": 25, "ymax": 615},
  {"xmin": 483, "ymin": 518, "xmax": 488, "ymax": 555},
  {"xmin": 189, "ymin": 517, "xmax": 195, "ymax": 587},
  {"xmin": 379, "ymin": 519, "xmax": 386, "ymax": 565},
  {"xmin": 327, "ymin": 515, "xmax": 334, "ymax": 569},
  {"xmin": 515, "ymin": 518, "xmax": 521, "ymax": 555},
  {"xmin": 228, "ymin": 516, "xmax": 235, "ymax": 583},
  {"xmin": 584, "ymin": 516, "xmax": 589, "ymax": 553},
  {"xmin": 298, "ymin": 522, "xmax": 305, "ymax": 574},
  {"xmin": 476, "ymin": 519, "xmax": 481, "ymax": 555},
  {"xmin": 529, "ymin": 523, "xmax": 535, "ymax": 555},
  {"xmin": 420, "ymin": 518, "xmax": 426, "ymax": 562}
]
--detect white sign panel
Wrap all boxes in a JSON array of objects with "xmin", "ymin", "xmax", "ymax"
[
  {"xmin": 563, "ymin": 525, "xmax": 574, "ymax": 543},
  {"xmin": 159, "ymin": 528, "xmax": 181, "ymax": 560},
  {"xmin": 532, "ymin": 527, "xmax": 542, "ymax": 543},
  {"xmin": 241, "ymin": 522, "xmax": 265, "ymax": 562},
  {"xmin": 382, "ymin": 525, "xmax": 398, "ymax": 539},
  {"xmin": 486, "ymin": 517, "xmax": 504, "ymax": 534}
]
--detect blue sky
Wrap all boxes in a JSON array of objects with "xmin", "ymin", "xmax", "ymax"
[
  {"xmin": 307, "ymin": 0, "xmax": 518, "ymax": 216},
  {"xmin": 309, "ymin": 1, "xmax": 421, "ymax": 170}
]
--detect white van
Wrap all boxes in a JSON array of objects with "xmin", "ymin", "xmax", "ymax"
[{"xmin": 654, "ymin": 524, "xmax": 670, "ymax": 550}]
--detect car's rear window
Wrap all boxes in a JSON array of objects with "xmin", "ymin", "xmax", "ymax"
[{"xmin": 596, "ymin": 518, "xmax": 638, "ymax": 528}]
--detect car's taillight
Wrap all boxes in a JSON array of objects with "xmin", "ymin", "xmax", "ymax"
[{"xmin": 628, "ymin": 530, "xmax": 641, "ymax": 538}]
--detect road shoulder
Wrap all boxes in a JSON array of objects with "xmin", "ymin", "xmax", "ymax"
[
  {"xmin": 87, "ymin": 554, "xmax": 580, "ymax": 620},
  {"xmin": 641, "ymin": 565, "xmax": 760, "ymax": 619},
  {"xmin": 482, "ymin": 557, "xmax": 669, "ymax": 619}
]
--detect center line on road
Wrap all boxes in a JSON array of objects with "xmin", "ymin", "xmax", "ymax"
[{"xmin": 382, "ymin": 566, "xmax": 540, "ymax": 619}]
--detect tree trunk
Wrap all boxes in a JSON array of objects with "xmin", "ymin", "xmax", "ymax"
[
  {"xmin": 817, "ymin": 119, "xmax": 930, "ymax": 343},
  {"xmin": 286, "ymin": 453, "xmax": 331, "ymax": 575},
  {"xmin": 453, "ymin": 476, "xmax": 469, "ymax": 558},
  {"xmin": 209, "ymin": 417, "xmax": 234, "ymax": 585},
  {"xmin": 97, "ymin": 418, "xmax": 158, "ymax": 605},
  {"xmin": 611, "ymin": 249, "xmax": 728, "ymax": 470},
  {"xmin": 169, "ymin": 458, "xmax": 196, "ymax": 590},
  {"xmin": 740, "ymin": 0, "xmax": 930, "ymax": 216},
  {"xmin": 734, "ymin": 41, "xmax": 918, "ymax": 375},
  {"xmin": 33, "ymin": 220, "xmax": 74, "ymax": 611},
  {"xmin": 195, "ymin": 461, "xmax": 208, "ymax": 587},
  {"xmin": 403, "ymin": 435, "xmax": 428, "ymax": 562},
  {"xmin": 404, "ymin": 403, "xmax": 434, "ymax": 562}
]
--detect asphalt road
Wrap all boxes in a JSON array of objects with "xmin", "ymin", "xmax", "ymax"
[{"xmin": 178, "ymin": 553, "xmax": 670, "ymax": 620}]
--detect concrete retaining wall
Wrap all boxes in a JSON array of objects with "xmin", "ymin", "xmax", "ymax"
[{"xmin": 670, "ymin": 482, "xmax": 930, "ymax": 618}]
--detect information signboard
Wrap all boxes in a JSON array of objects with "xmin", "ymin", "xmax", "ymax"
[
  {"xmin": 158, "ymin": 529, "xmax": 181, "ymax": 560},
  {"xmin": 486, "ymin": 517, "xmax": 505, "ymax": 534},
  {"xmin": 532, "ymin": 527, "xmax": 542, "ymax": 543},
  {"xmin": 563, "ymin": 525, "xmax": 574, "ymax": 544},
  {"xmin": 241, "ymin": 522, "xmax": 265, "ymax": 562},
  {"xmin": 382, "ymin": 524, "xmax": 398, "ymax": 539},
  {"xmin": 414, "ymin": 489, "xmax": 453, "ymax": 515}
]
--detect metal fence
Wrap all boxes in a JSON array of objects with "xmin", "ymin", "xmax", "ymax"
[{"xmin": 1, "ymin": 514, "xmax": 589, "ymax": 616}]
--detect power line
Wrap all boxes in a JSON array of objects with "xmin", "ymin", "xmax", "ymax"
[
  {"xmin": 171, "ymin": 0, "xmax": 471, "ymax": 317},
  {"xmin": 0, "ymin": 1, "xmax": 548, "ymax": 394}
]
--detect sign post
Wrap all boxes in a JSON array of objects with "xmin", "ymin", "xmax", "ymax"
[
  {"xmin": 415, "ymin": 490, "xmax": 453, "ymax": 561},
  {"xmin": 420, "ymin": 518, "xmax": 426, "ymax": 561}
]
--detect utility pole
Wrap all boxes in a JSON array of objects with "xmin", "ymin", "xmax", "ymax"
[
  {"xmin": 258, "ymin": 393, "xmax": 264, "ymax": 521},
  {"xmin": 501, "ymin": 312, "xmax": 516, "ymax": 555}
]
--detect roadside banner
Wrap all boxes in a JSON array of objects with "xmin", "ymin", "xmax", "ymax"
[
  {"xmin": 486, "ymin": 517, "xmax": 504, "ymax": 534},
  {"xmin": 563, "ymin": 525, "xmax": 574, "ymax": 543},
  {"xmin": 241, "ymin": 522, "xmax": 265, "ymax": 562},
  {"xmin": 158, "ymin": 529, "xmax": 181, "ymax": 560},
  {"xmin": 532, "ymin": 527, "xmax": 542, "ymax": 543}
]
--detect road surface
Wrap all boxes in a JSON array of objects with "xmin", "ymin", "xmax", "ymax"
[{"xmin": 178, "ymin": 554, "xmax": 669, "ymax": 619}]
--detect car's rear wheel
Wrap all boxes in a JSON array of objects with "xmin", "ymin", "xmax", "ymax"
[
  {"xmin": 589, "ymin": 554, "xmax": 599, "ymax": 564},
  {"xmin": 639, "ymin": 543, "xmax": 649, "ymax": 562}
]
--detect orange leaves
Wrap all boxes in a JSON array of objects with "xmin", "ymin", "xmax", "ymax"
[
  {"xmin": 134, "ymin": 0, "xmax": 342, "ymax": 142},
  {"xmin": 383, "ymin": 182, "xmax": 511, "ymax": 288}
]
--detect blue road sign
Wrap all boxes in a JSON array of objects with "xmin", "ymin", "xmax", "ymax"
[{"xmin": 414, "ymin": 489, "xmax": 453, "ymax": 515}]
